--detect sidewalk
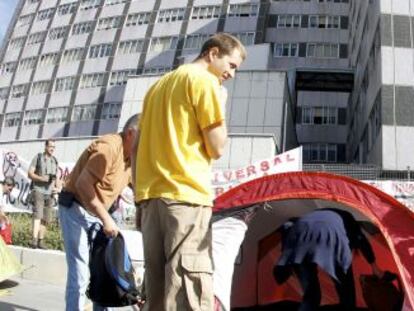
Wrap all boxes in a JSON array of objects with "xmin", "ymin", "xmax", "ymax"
[
  {"xmin": 0, "ymin": 277, "xmax": 139, "ymax": 311},
  {"xmin": 0, "ymin": 277, "xmax": 64, "ymax": 311}
]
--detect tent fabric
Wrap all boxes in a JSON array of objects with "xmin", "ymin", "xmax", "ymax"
[
  {"xmin": 213, "ymin": 171, "xmax": 414, "ymax": 310},
  {"xmin": 212, "ymin": 217, "xmax": 248, "ymax": 311}
]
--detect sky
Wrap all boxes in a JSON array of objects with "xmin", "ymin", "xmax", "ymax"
[{"xmin": 0, "ymin": 0, "xmax": 18, "ymax": 45}]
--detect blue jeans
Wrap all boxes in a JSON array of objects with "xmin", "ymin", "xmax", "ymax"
[{"xmin": 59, "ymin": 201, "xmax": 111, "ymax": 311}]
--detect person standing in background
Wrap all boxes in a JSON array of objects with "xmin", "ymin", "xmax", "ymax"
[
  {"xmin": 132, "ymin": 33, "xmax": 246, "ymax": 310},
  {"xmin": 28, "ymin": 139, "xmax": 58, "ymax": 249}
]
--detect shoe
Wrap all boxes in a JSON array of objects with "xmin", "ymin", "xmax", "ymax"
[{"xmin": 37, "ymin": 239, "xmax": 47, "ymax": 250}]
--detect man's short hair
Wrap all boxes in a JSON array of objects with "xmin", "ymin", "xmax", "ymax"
[
  {"xmin": 198, "ymin": 33, "xmax": 247, "ymax": 60},
  {"xmin": 45, "ymin": 139, "xmax": 55, "ymax": 147},
  {"xmin": 123, "ymin": 113, "xmax": 140, "ymax": 134},
  {"xmin": 3, "ymin": 176, "xmax": 15, "ymax": 187}
]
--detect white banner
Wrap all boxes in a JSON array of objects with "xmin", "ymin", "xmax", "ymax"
[
  {"xmin": 363, "ymin": 180, "xmax": 414, "ymax": 211},
  {"xmin": 2, "ymin": 147, "xmax": 413, "ymax": 213},
  {"xmin": 212, "ymin": 147, "xmax": 303, "ymax": 197},
  {"xmin": 0, "ymin": 149, "xmax": 74, "ymax": 213}
]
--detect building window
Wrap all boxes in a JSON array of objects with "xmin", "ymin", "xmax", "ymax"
[
  {"xmin": 277, "ymin": 15, "xmax": 301, "ymax": 28},
  {"xmin": 157, "ymin": 8, "xmax": 185, "ymax": 23},
  {"xmin": 273, "ymin": 43, "xmax": 298, "ymax": 57},
  {"xmin": 57, "ymin": 3, "xmax": 77, "ymax": 16},
  {"xmin": 105, "ymin": 0, "xmax": 126, "ymax": 5},
  {"xmin": 55, "ymin": 76, "xmax": 76, "ymax": 92},
  {"xmin": 302, "ymin": 106, "xmax": 337, "ymax": 125},
  {"xmin": 18, "ymin": 57, "xmax": 37, "ymax": 71},
  {"xmin": 233, "ymin": 32, "xmax": 255, "ymax": 46},
  {"xmin": 89, "ymin": 44, "xmax": 112, "ymax": 58},
  {"xmin": 23, "ymin": 109, "xmax": 44, "ymax": 125},
  {"xmin": 37, "ymin": 8, "xmax": 55, "ymax": 21},
  {"xmin": 27, "ymin": 32, "xmax": 46, "ymax": 45},
  {"xmin": 72, "ymin": 104, "xmax": 97, "ymax": 121},
  {"xmin": 4, "ymin": 112, "xmax": 22, "ymax": 127},
  {"xmin": 80, "ymin": 0, "xmax": 102, "ymax": 11},
  {"xmin": 8, "ymin": 37, "xmax": 25, "ymax": 50},
  {"xmin": 16, "ymin": 14, "xmax": 34, "ymax": 27},
  {"xmin": 0, "ymin": 88, "xmax": 9, "ymax": 100},
  {"xmin": 126, "ymin": 12, "xmax": 151, "ymax": 26},
  {"xmin": 228, "ymin": 3, "xmax": 259, "ymax": 17},
  {"xmin": 327, "ymin": 16, "xmax": 340, "ymax": 28},
  {"xmin": 143, "ymin": 67, "xmax": 171, "ymax": 75},
  {"xmin": 309, "ymin": 15, "xmax": 340, "ymax": 29},
  {"xmin": 11, "ymin": 84, "xmax": 29, "ymax": 98},
  {"xmin": 318, "ymin": 0, "xmax": 349, "ymax": 3},
  {"xmin": 149, "ymin": 36, "xmax": 178, "ymax": 52},
  {"xmin": 303, "ymin": 143, "xmax": 337, "ymax": 162},
  {"xmin": 302, "ymin": 107, "xmax": 311, "ymax": 124},
  {"xmin": 72, "ymin": 22, "xmax": 94, "ymax": 35},
  {"xmin": 0, "ymin": 62, "xmax": 17, "ymax": 75},
  {"xmin": 191, "ymin": 5, "xmax": 221, "ymax": 20},
  {"xmin": 117, "ymin": 39, "xmax": 144, "ymax": 54},
  {"xmin": 38, "ymin": 53, "xmax": 59, "ymax": 67},
  {"xmin": 46, "ymin": 107, "xmax": 69, "ymax": 123},
  {"xmin": 31, "ymin": 81, "xmax": 50, "ymax": 95},
  {"xmin": 48, "ymin": 26, "xmax": 67, "ymax": 40},
  {"xmin": 79, "ymin": 73, "xmax": 106, "ymax": 88},
  {"xmin": 109, "ymin": 70, "xmax": 135, "ymax": 86},
  {"xmin": 62, "ymin": 48, "xmax": 84, "ymax": 63},
  {"xmin": 184, "ymin": 33, "xmax": 209, "ymax": 50},
  {"xmin": 101, "ymin": 102, "xmax": 121, "ymax": 119},
  {"xmin": 307, "ymin": 43, "xmax": 339, "ymax": 58},
  {"xmin": 97, "ymin": 16, "xmax": 123, "ymax": 31}
]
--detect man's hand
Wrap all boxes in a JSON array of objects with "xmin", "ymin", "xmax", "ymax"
[{"xmin": 102, "ymin": 216, "xmax": 119, "ymax": 238}]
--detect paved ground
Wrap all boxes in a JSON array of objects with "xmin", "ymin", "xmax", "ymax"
[
  {"xmin": 0, "ymin": 277, "xmax": 64, "ymax": 311},
  {"xmin": 0, "ymin": 277, "xmax": 139, "ymax": 311}
]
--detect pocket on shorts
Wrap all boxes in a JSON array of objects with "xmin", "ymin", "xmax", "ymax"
[{"xmin": 181, "ymin": 254, "xmax": 213, "ymax": 311}]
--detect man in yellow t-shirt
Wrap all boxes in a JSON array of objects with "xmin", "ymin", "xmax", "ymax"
[{"xmin": 132, "ymin": 33, "xmax": 246, "ymax": 310}]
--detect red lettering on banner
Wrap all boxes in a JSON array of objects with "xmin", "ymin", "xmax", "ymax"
[
  {"xmin": 235, "ymin": 169, "xmax": 245, "ymax": 180},
  {"xmin": 286, "ymin": 153, "xmax": 296, "ymax": 162},
  {"xmin": 246, "ymin": 165, "xmax": 256, "ymax": 177},
  {"xmin": 260, "ymin": 161, "xmax": 270, "ymax": 172},
  {"xmin": 223, "ymin": 171, "xmax": 233, "ymax": 181},
  {"xmin": 215, "ymin": 187, "xmax": 225, "ymax": 197},
  {"xmin": 273, "ymin": 156, "xmax": 282, "ymax": 166},
  {"xmin": 213, "ymin": 172, "xmax": 220, "ymax": 183}
]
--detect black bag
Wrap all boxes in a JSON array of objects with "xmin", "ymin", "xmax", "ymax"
[
  {"xmin": 87, "ymin": 223, "xmax": 139, "ymax": 307},
  {"xmin": 360, "ymin": 271, "xmax": 404, "ymax": 311}
]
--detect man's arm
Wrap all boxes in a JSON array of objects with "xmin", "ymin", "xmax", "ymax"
[
  {"xmin": 202, "ymin": 122, "xmax": 227, "ymax": 160},
  {"xmin": 131, "ymin": 131, "xmax": 143, "ymax": 231},
  {"xmin": 28, "ymin": 166, "xmax": 49, "ymax": 183},
  {"xmin": 75, "ymin": 169, "xmax": 119, "ymax": 237}
]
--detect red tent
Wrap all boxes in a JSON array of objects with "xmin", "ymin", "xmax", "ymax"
[{"xmin": 213, "ymin": 171, "xmax": 414, "ymax": 310}]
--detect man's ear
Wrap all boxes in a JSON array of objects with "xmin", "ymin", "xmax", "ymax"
[{"xmin": 207, "ymin": 47, "xmax": 220, "ymax": 62}]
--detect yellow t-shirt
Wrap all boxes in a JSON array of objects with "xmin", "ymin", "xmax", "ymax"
[{"xmin": 135, "ymin": 63, "xmax": 224, "ymax": 206}]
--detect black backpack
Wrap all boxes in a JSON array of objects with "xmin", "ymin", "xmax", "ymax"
[{"xmin": 87, "ymin": 223, "xmax": 139, "ymax": 307}]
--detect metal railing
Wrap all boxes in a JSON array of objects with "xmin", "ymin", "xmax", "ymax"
[{"xmin": 303, "ymin": 164, "xmax": 412, "ymax": 181}]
